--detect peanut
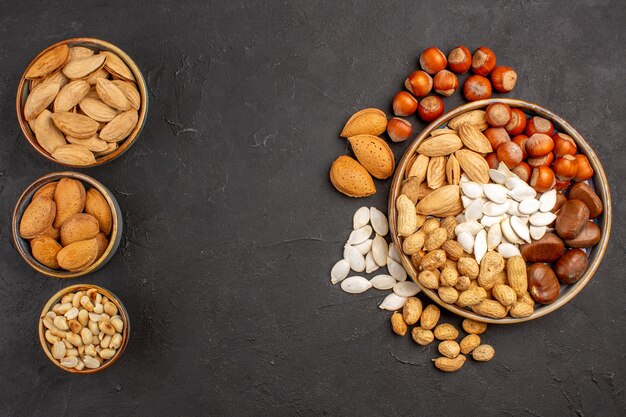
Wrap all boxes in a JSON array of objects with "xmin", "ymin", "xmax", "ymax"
[
  {"xmin": 433, "ymin": 355, "xmax": 466, "ymax": 372},
  {"xmin": 402, "ymin": 231, "xmax": 425, "ymax": 255},
  {"xmin": 411, "ymin": 327, "xmax": 434, "ymax": 345},
  {"xmin": 462, "ymin": 319, "xmax": 487, "ymax": 334},
  {"xmin": 477, "ymin": 251, "xmax": 505, "ymax": 290},
  {"xmin": 455, "ymin": 276, "xmax": 471, "ymax": 291},
  {"xmin": 472, "ymin": 344, "xmax": 495, "ymax": 362},
  {"xmin": 402, "ymin": 297, "xmax": 422, "ymax": 325},
  {"xmin": 420, "ymin": 304, "xmax": 440, "ymax": 330},
  {"xmin": 507, "ymin": 256, "xmax": 528, "ymax": 296},
  {"xmin": 422, "ymin": 218, "xmax": 441, "ymax": 235},
  {"xmin": 441, "ymin": 240, "xmax": 463, "ymax": 261},
  {"xmin": 472, "ymin": 299, "xmax": 508, "ymax": 319},
  {"xmin": 441, "ymin": 216, "xmax": 458, "ymax": 240},
  {"xmin": 458, "ymin": 257, "xmax": 479, "ymax": 278},
  {"xmin": 396, "ymin": 195, "xmax": 418, "ymax": 237},
  {"xmin": 438, "ymin": 286, "xmax": 459, "ymax": 304},
  {"xmin": 419, "ymin": 249, "xmax": 446, "ymax": 271},
  {"xmin": 434, "ymin": 323, "xmax": 459, "ymax": 340},
  {"xmin": 438, "ymin": 340, "xmax": 460, "ymax": 359},
  {"xmin": 440, "ymin": 267, "xmax": 459, "ymax": 287},
  {"xmin": 492, "ymin": 284, "xmax": 517, "ymax": 307},
  {"xmin": 391, "ymin": 312, "xmax": 407, "ymax": 336},
  {"xmin": 418, "ymin": 270, "xmax": 439, "ymax": 290},
  {"xmin": 456, "ymin": 287, "xmax": 488, "ymax": 308},
  {"xmin": 424, "ymin": 228, "xmax": 447, "ymax": 251},
  {"xmin": 460, "ymin": 334, "xmax": 481, "ymax": 354},
  {"xmin": 510, "ymin": 301, "xmax": 534, "ymax": 318}
]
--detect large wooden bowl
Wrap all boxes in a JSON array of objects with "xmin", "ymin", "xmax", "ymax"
[{"xmin": 388, "ymin": 99, "xmax": 612, "ymax": 324}]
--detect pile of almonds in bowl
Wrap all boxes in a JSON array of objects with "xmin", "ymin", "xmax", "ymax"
[
  {"xmin": 389, "ymin": 99, "xmax": 610, "ymax": 322},
  {"xmin": 39, "ymin": 285, "xmax": 129, "ymax": 373},
  {"xmin": 13, "ymin": 173, "xmax": 120, "ymax": 277},
  {"xmin": 17, "ymin": 39, "xmax": 145, "ymax": 167}
]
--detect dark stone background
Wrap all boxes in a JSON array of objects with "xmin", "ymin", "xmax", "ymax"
[{"xmin": 0, "ymin": 0, "xmax": 624, "ymax": 416}]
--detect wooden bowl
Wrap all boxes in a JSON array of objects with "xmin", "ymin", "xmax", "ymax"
[
  {"xmin": 12, "ymin": 171, "xmax": 122, "ymax": 278},
  {"xmin": 388, "ymin": 98, "xmax": 612, "ymax": 324},
  {"xmin": 16, "ymin": 37, "xmax": 148, "ymax": 168},
  {"xmin": 38, "ymin": 284, "xmax": 130, "ymax": 374}
]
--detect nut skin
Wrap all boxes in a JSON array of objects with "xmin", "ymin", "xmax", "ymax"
[
  {"xmin": 511, "ymin": 134, "xmax": 529, "ymax": 159},
  {"xmin": 390, "ymin": 312, "xmax": 407, "ymax": 336},
  {"xmin": 484, "ymin": 127, "xmax": 510, "ymax": 151},
  {"xmin": 530, "ymin": 166, "xmax": 556, "ymax": 193},
  {"xmin": 520, "ymin": 233, "xmax": 565, "ymax": 263},
  {"xmin": 485, "ymin": 102, "xmax": 512, "ymax": 127},
  {"xmin": 525, "ymin": 116, "xmax": 554, "ymax": 136},
  {"xmin": 412, "ymin": 327, "xmax": 434, "ymax": 345},
  {"xmin": 553, "ymin": 154, "xmax": 579, "ymax": 180},
  {"xmin": 568, "ymin": 182, "xmax": 603, "ymax": 218},
  {"xmin": 527, "ymin": 263, "xmax": 560, "ymax": 304},
  {"xmin": 420, "ymin": 47, "xmax": 447, "ymax": 74},
  {"xmin": 512, "ymin": 162, "xmax": 532, "ymax": 183},
  {"xmin": 553, "ymin": 192, "xmax": 568, "ymax": 213},
  {"xmin": 525, "ymin": 133, "xmax": 554, "ymax": 157},
  {"xmin": 472, "ymin": 344, "xmax": 495, "ymax": 361},
  {"xmin": 556, "ymin": 200, "xmax": 590, "ymax": 239},
  {"xmin": 460, "ymin": 334, "xmax": 481, "ymax": 354},
  {"xmin": 497, "ymin": 142, "xmax": 523, "ymax": 169},
  {"xmin": 471, "ymin": 47, "xmax": 496, "ymax": 76},
  {"xmin": 553, "ymin": 132, "xmax": 577, "ymax": 157},
  {"xmin": 392, "ymin": 91, "xmax": 418, "ymax": 116},
  {"xmin": 447, "ymin": 46, "xmax": 472, "ymax": 74},
  {"xmin": 462, "ymin": 318, "xmax": 487, "ymax": 334},
  {"xmin": 463, "ymin": 75, "xmax": 492, "ymax": 101},
  {"xmin": 433, "ymin": 70, "xmax": 458, "ymax": 96},
  {"xmin": 574, "ymin": 154, "xmax": 594, "ymax": 181},
  {"xmin": 386, "ymin": 117, "xmax": 413, "ymax": 142},
  {"xmin": 491, "ymin": 66, "xmax": 517, "ymax": 93},
  {"xmin": 527, "ymin": 152, "xmax": 554, "ymax": 168},
  {"xmin": 484, "ymin": 153, "xmax": 500, "ymax": 169},
  {"xmin": 418, "ymin": 96, "xmax": 444, "ymax": 122},
  {"xmin": 555, "ymin": 249, "xmax": 588, "ymax": 284},
  {"xmin": 564, "ymin": 221, "xmax": 600, "ymax": 248},
  {"xmin": 505, "ymin": 108, "xmax": 527, "ymax": 136},
  {"xmin": 405, "ymin": 70, "xmax": 432, "ymax": 97}
]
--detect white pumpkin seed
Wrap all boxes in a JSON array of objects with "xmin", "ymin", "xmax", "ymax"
[
  {"xmin": 508, "ymin": 186, "xmax": 537, "ymax": 202},
  {"xmin": 482, "ymin": 201, "xmax": 510, "ymax": 216},
  {"xmin": 347, "ymin": 225, "xmax": 372, "ymax": 245},
  {"xmin": 483, "ymin": 184, "xmax": 508, "ymax": 204},
  {"xmin": 501, "ymin": 218, "xmax": 524, "ymax": 244},
  {"xmin": 539, "ymin": 189, "xmax": 557, "ymax": 212},
  {"xmin": 457, "ymin": 231, "xmax": 474, "ymax": 254},
  {"xmin": 460, "ymin": 173, "xmax": 470, "ymax": 183},
  {"xmin": 461, "ymin": 196, "xmax": 473, "ymax": 208},
  {"xmin": 370, "ymin": 274, "xmax": 396, "ymax": 290},
  {"xmin": 505, "ymin": 177, "xmax": 528, "ymax": 190},
  {"xmin": 480, "ymin": 215, "xmax": 502, "ymax": 228},
  {"xmin": 530, "ymin": 225, "xmax": 547, "ymax": 240},
  {"xmin": 465, "ymin": 199, "xmax": 483, "ymax": 222},
  {"xmin": 354, "ymin": 239, "xmax": 372, "ymax": 255},
  {"xmin": 510, "ymin": 216, "xmax": 531, "ymax": 243},
  {"xmin": 474, "ymin": 229, "xmax": 487, "ymax": 263},
  {"xmin": 507, "ymin": 200, "xmax": 523, "ymax": 216},
  {"xmin": 372, "ymin": 234, "xmax": 388, "ymax": 267},
  {"xmin": 497, "ymin": 243, "xmax": 522, "ymax": 258},
  {"xmin": 340, "ymin": 276, "xmax": 372, "ymax": 294},
  {"xmin": 379, "ymin": 293, "xmax": 407, "ymax": 311},
  {"xmin": 487, "ymin": 223, "xmax": 502, "ymax": 250},
  {"xmin": 529, "ymin": 212, "xmax": 557, "ymax": 227},
  {"xmin": 365, "ymin": 251, "xmax": 379, "ymax": 273},
  {"xmin": 461, "ymin": 181, "xmax": 482, "ymax": 199},
  {"xmin": 489, "ymin": 169, "xmax": 508, "ymax": 184},
  {"xmin": 393, "ymin": 281, "xmax": 420, "ymax": 297},
  {"xmin": 388, "ymin": 242, "xmax": 401, "ymax": 263},
  {"xmin": 518, "ymin": 199, "xmax": 541, "ymax": 215},
  {"xmin": 330, "ymin": 259, "xmax": 350, "ymax": 284},
  {"xmin": 387, "ymin": 259, "xmax": 407, "ymax": 282},
  {"xmin": 455, "ymin": 220, "xmax": 484, "ymax": 236},
  {"xmin": 343, "ymin": 245, "xmax": 365, "ymax": 272},
  {"xmin": 370, "ymin": 207, "xmax": 389, "ymax": 236},
  {"xmin": 497, "ymin": 162, "xmax": 514, "ymax": 178},
  {"xmin": 353, "ymin": 206, "xmax": 370, "ymax": 230}
]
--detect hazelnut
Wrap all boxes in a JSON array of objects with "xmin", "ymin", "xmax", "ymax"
[
  {"xmin": 392, "ymin": 91, "xmax": 418, "ymax": 116},
  {"xmin": 485, "ymin": 102, "xmax": 512, "ymax": 127},
  {"xmin": 433, "ymin": 70, "xmax": 458, "ymax": 96},
  {"xmin": 418, "ymin": 95, "xmax": 444, "ymax": 122},
  {"xmin": 463, "ymin": 75, "xmax": 492, "ymax": 101},
  {"xmin": 419, "ymin": 47, "xmax": 447, "ymax": 74},
  {"xmin": 471, "ymin": 47, "xmax": 497, "ymax": 76},
  {"xmin": 386, "ymin": 117, "xmax": 413, "ymax": 142},
  {"xmin": 529, "ymin": 166, "xmax": 556, "ymax": 193},
  {"xmin": 405, "ymin": 70, "xmax": 432, "ymax": 97},
  {"xmin": 447, "ymin": 46, "xmax": 472, "ymax": 74},
  {"xmin": 491, "ymin": 66, "xmax": 517, "ymax": 93},
  {"xmin": 505, "ymin": 108, "xmax": 527, "ymax": 136}
]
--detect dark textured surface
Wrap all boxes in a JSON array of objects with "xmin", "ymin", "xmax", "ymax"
[{"xmin": 0, "ymin": 0, "xmax": 624, "ymax": 416}]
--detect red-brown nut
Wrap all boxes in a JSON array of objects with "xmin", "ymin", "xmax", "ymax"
[
  {"xmin": 463, "ymin": 75, "xmax": 492, "ymax": 101},
  {"xmin": 553, "ymin": 133, "xmax": 577, "ymax": 157},
  {"xmin": 555, "ymin": 200, "xmax": 590, "ymax": 239},
  {"xmin": 392, "ymin": 91, "xmax": 418, "ymax": 116},
  {"xmin": 519, "ymin": 233, "xmax": 564, "ymax": 263},
  {"xmin": 564, "ymin": 222, "xmax": 600, "ymax": 248},
  {"xmin": 418, "ymin": 96, "xmax": 444, "ymax": 122},
  {"xmin": 484, "ymin": 153, "xmax": 500, "ymax": 169},
  {"xmin": 527, "ymin": 263, "xmax": 560, "ymax": 304},
  {"xmin": 511, "ymin": 134, "xmax": 529, "ymax": 159},
  {"xmin": 527, "ymin": 152, "xmax": 554, "ymax": 168},
  {"xmin": 387, "ymin": 117, "xmax": 414, "ymax": 142},
  {"xmin": 405, "ymin": 70, "xmax": 433, "ymax": 97},
  {"xmin": 574, "ymin": 154, "xmax": 594, "ymax": 181},
  {"xmin": 471, "ymin": 47, "xmax": 496, "ymax": 76},
  {"xmin": 525, "ymin": 133, "xmax": 554, "ymax": 157},
  {"xmin": 525, "ymin": 116, "xmax": 554, "ymax": 136},
  {"xmin": 433, "ymin": 70, "xmax": 458, "ymax": 96},
  {"xmin": 491, "ymin": 66, "xmax": 517, "ymax": 93},
  {"xmin": 552, "ymin": 154, "xmax": 579, "ymax": 180},
  {"xmin": 530, "ymin": 166, "xmax": 556, "ymax": 193},
  {"xmin": 554, "ymin": 179, "xmax": 570, "ymax": 191},
  {"xmin": 552, "ymin": 192, "xmax": 568, "ymax": 213},
  {"xmin": 484, "ymin": 127, "xmax": 510, "ymax": 150},
  {"xmin": 420, "ymin": 47, "xmax": 447, "ymax": 74},
  {"xmin": 505, "ymin": 108, "xmax": 527, "ymax": 136},
  {"xmin": 555, "ymin": 249, "xmax": 588, "ymax": 284},
  {"xmin": 447, "ymin": 46, "xmax": 472, "ymax": 74},
  {"xmin": 511, "ymin": 162, "xmax": 531, "ymax": 183},
  {"xmin": 568, "ymin": 182, "xmax": 603, "ymax": 218},
  {"xmin": 497, "ymin": 141, "xmax": 523, "ymax": 169},
  {"xmin": 485, "ymin": 102, "xmax": 512, "ymax": 127}
]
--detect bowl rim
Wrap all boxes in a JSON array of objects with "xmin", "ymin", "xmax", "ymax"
[
  {"xmin": 38, "ymin": 283, "xmax": 130, "ymax": 374},
  {"xmin": 388, "ymin": 98, "xmax": 612, "ymax": 324},
  {"xmin": 15, "ymin": 37, "xmax": 148, "ymax": 168},
  {"xmin": 12, "ymin": 171, "xmax": 122, "ymax": 279}
]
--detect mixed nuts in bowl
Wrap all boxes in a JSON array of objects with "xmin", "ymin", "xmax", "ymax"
[
  {"xmin": 12, "ymin": 171, "xmax": 122, "ymax": 278},
  {"xmin": 16, "ymin": 38, "xmax": 148, "ymax": 167},
  {"xmin": 389, "ymin": 98, "xmax": 611, "ymax": 323},
  {"xmin": 38, "ymin": 284, "xmax": 130, "ymax": 373}
]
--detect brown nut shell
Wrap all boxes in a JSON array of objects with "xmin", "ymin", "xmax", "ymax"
[
  {"xmin": 19, "ymin": 196, "xmax": 57, "ymax": 239},
  {"xmin": 54, "ymin": 178, "xmax": 86, "ymax": 228},
  {"xmin": 60, "ymin": 213, "xmax": 100, "ymax": 246},
  {"xmin": 555, "ymin": 200, "xmax": 589, "ymax": 240},
  {"xmin": 85, "ymin": 188, "xmax": 113, "ymax": 235},
  {"xmin": 564, "ymin": 221, "xmax": 601, "ymax": 248},
  {"xmin": 554, "ymin": 249, "xmax": 588, "ymax": 284},
  {"xmin": 30, "ymin": 236, "xmax": 62, "ymax": 269},
  {"xmin": 568, "ymin": 182, "xmax": 603, "ymax": 218},
  {"xmin": 56, "ymin": 238, "xmax": 99, "ymax": 271},
  {"xmin": 527, "ymin": 263, "xmax": 560, "ymax": 304},
  {"xmin": 519, "ymin": 233, "xmax": 564, "ymax": 263}
]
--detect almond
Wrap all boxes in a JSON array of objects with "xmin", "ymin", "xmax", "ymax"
[
  {"xmin": 426, "ymin": 156, "xmax": 446, "ymax": 189},
  {"xmin": 33, "ymin": 110, "xmax": 66, "ymax": 154},
  {"xmin": 99, "ymin": 109, "xmax": 138, "ymax": 142},
  {"xmin": 52, "ymin": 144, "xmax": 97, "ymax": 166},
  {"xmin": 79, "ymin": 97, "xmax": 121, "ymax": 122},
  {"xmin": 51, "ymin": 112, "xmax": 99, "ymax": 139},
  {"xmin": 85, "ymin": 188, "xmax": 113, "ymax": 235},
  {"xmin": 101, "ymin": 51, "xmax": 135, "ymax": 82},
  {"xmin": 30, "ymin": 236, "xmax": 62, "ymax": 269},
  {"xmin": 68, "ymin": 46, "xmax": 94, "ymax": 61},
  {"xmin": 400, "ymin": 177, "xmax": 421, "ymax": 204},
  {"xmin": 57, "ymin": 238, "xmax": 99, "ymax": 271},
  {"xmin": 340, "ymin": 108, "xmax": 387, "ymax": 138},
  {"xmin": 60, "ymin": 213, "xmax": 100, "ymax": 246},
  {"xmin": 54, "ymin": 178, "xmax": 86, "ymax": 228},
  {"xmin": 24, "ymin": 83, "xmax": 60, "ymax": 121},
  {"xmin": 94, "ymin": 142, "xmax": 118, "ymax": 157},
  {"xmin": 448, "ymin": 110, "xmax": 488, "ymax": 131},
  {"xmin": 62, "ymin": 55, "xmax": 106, "ymax": 79},
  {"xmin": 25, "ymin": 45, "xmax": 69, "ymax": 79},
  {"xmin": 415, "ymin": 185, "xmax": 460, "ymax": 216},
  {"xmin": 329, "ymin": 155, "xmax": 375, "ymax": 197},
  {"xmin": 84, "ymin": 67, "xmax": 108, "ymax": 85},
  {"xmin": 455, "ymin": 149, "xmax": 490, "ymax": 184},
  {"xmin": 348, "ymin": 135, "xmax": 395, "ymax": 179},
  {"xmin": 445, "ymin": 154, "xmax": 461, "ymax": 185},
  {"xmin": 112, "ymin": 80, "xmax": 140, "ymax": 109},
  {"xmin": 53, "ymin": 80, "xmax": 90, "ymax": 113},
  {"xmin": 65, "ymin": 135, "xmax": 108, "ymax": 152},
  {"xmin": 458, "ymin": 123, "xmax": 493, "ymax": 153},
  {"xmin": 95, "ymin": 232, "xmax": 109, "ymax": 259},
  {"xmin": 39, "ymin": 71, "xmax": 69, "ymax": 91},
  {"xmin": 407, "ymin": 154, "xmax": 429, "ymax": 182},
  {"xmin": 19, "ymin": 196, "xmax": 56, "ymax": 239},
  {"xmin": 416, "ymin": 134, "xmax": 463, "ymax": 156},
  {"xmin": 33, "ymin": 182, "xmax": 58, "ymax": 200},
  {"xmin": 96, "ymin": 78, "xmax": 132, "ymax": 111}
]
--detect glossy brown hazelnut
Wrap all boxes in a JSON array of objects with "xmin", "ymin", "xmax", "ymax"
[
  {"xmin": 511, "ymin": 134, "xmax": 529, "ymax": 159},
  {"xmin": 520, "ymin": 233, "xmax": 564, "ymax": 263},
  {"xmin": 573, "ymin": 154, "xmax": 594, "ymax": 181},
  {"xmin": 497, "ymin": 141, "xmax": 523, "ymax": 169},
  {"xmin": 490, "ymin": 66, "xmax": 517, "ymax": 93},
  {"xmin": 555, "ymin": 249, "xmax": 588, "ymax": 284},
  {"xmin": 527, "ymin": 152, "xmax": 554, "ymax": 168},
  {"xmin": 420, "ymin": 47, "xmax": 447, "ymax": 74},
  {"xmin": 505, "ymin": 108, "xmax": 527, "ymax": 136},
  {"xmin": 568, "ymin": 182, "xmax": 603, "ymax": 218},
  {"xmin": 471, "ymin": 47, "xmax": 497, "ymax": 76},
  {"xmin": 392, "ymin": 91, "xmax": 418, "ymax": 116},
  {"xmin": 552, "ymin": 154, "xmax": 579, "ymax": 180},
  {"xmin": 530, "ymin": 166, "xmax": 556, "ymax": 193},
  {"xmin": 417, "ymin": 96, "xmax": 444, "ymax": 122},
  {"xmin": 555, "ymin": 200, "xmax": 590, "ymax": 239},
  {"xmin": 463, "ymin": 75, "xmax": 492, "ymax": 101},
  {"xmin": 484, "ymin": 153, "xmax": 500, "ymax": 169},
  {"xmin": 485, "ymin": 102, "xmax": 512, "ymax": 127},
  {"xmin": 405, "ymin": 70, "xmax": 433, "ymax": 97},
  {"xmin": 564, "ymin": 222, "xmax": 601, "ymax": 248},
  {"xmin": 433, "ymin": 70, "xmax": 458, "ymax": 96},
  {"xmin": 484, "ymin": 127, "xmax": 510, "ymax": 150},
  {"xmin": 527, "ymin": 263, "xmax": 560, "ymax": 304},
  {"xmin": 525, "ymin": 133, "xmax": 554, "ymax": 157},
  {"xmin": 553, "ymin": 132, "xmax": 577, "ymax": 157},
  {"xmin": 525, "ymin": 116, "xmax": 554, "ymax": 136},
  {"xmin": 387, "ymin": 117, "xmax": 414, "ymax": 142},
  {"xmin": 511, "ymin": 161, "xmax": 531, "ymax": 183},
  {"xmin": 447, "ymin": 46, "xmax": 472, "ymax": 74}
]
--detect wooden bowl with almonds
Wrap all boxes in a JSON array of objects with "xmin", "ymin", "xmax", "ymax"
[{"xmin": 16, "ymin": 38, "xmax": 148, "ymax": 168}]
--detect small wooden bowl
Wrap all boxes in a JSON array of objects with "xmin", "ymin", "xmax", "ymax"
[
  {"xmin": 388, "ymin": 98, "xmax": 612, "ymax": 324},
  {"xmin": 12, "ymin": 171, "xmax": 122, "ymax": 278},
  {"xmin": 38, "ymin": 284, "xmax": 130, "ymax": 374},
  {"xmin": 16, "ymin": 37, "xmax": 148, "ymax": 168}
]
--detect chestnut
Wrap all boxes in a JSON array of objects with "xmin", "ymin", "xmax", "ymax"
[
  {"xmin": 568, "ymin": 182, "xmax": 603, "ymax": 218},
  {"xmin": 553, "ymin": 132, "xmax": 577, "ymax": 157},
  {"xmin": 555, "ymin": 200, "xmax": 589, "ymax": 239},
  {"xmin": 530, "ymin": 166, "xmax": 555, "ymax": 193},
  {"xmin": 484, "ymin": 127, "xmax": 510, "ymax": 150},
  {"xmin": 554, "ymin": 179, "xmax": 571, "ymax": 192},
  {"xmin": 520, "ymin": 233, "xmax": 564, "ymax": 263},
  {"xmin": 525, "ymin": 133, "xmax": 554, "ymax": 157},
  {"xmin": 527, "ymin": 263, "xmax": 560, "ymax": 304},
  {"xmin": 552, "ymin": 154, "xmax": 579, "ymax": 180},
  {"xmin": 505, "ymin": 108, "xmax": 527, "ymax": 136},
  {"xmin": 552, "ymin": 192, "xmax": 568, "ymax": 213},
  {"xmin": 525, "ymin": 116, "xmax": 554, "ymax": 136},
  {"xmin": 497, "ymin": 141, "xmax": 523, "ymax": 169},
  {"xmin": 574, "ymin": 154, "xmax": 594, "ymax": 181},
  {"xmin": 555, "ymin": 249, "xmax": 588, "ymax": 285},
  {"xmin": 564, "ymin": 221, "xmax": 601, "ymax": 248}
]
